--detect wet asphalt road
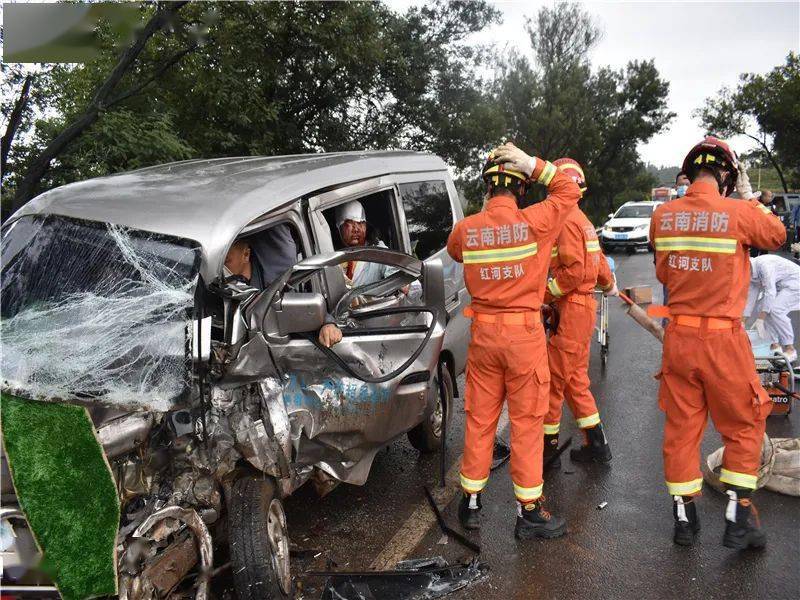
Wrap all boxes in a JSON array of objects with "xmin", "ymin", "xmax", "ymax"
[{"xmin": 283, "ymin": 251, "xmax": 800, "ymax": 600}]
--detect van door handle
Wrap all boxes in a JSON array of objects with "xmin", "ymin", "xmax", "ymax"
[{"xmin": 446, "ymin": 292, "xmax": 461, "ymax": 312}]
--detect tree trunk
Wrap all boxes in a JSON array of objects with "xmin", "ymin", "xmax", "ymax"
[
  {"xmin": 1, "ymin": 74, "xmax": 33, "ymax": 177},
  {"xmin": 745, "ymin": 132, "xmax": 788, "ymax": 193},
  {"xmin": 763, "ymin": 149, "xmax": 789, "ymax": 193},
  {"xmin": 11, "ymin": 110, "xmax": 100, "ymax": 211},
  {"xmin": 10, "ymin": 1, "xmax": 189, "ymax": 213}
]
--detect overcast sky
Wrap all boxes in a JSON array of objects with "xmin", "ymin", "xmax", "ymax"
[
  {"xmin": 395, "ymin": 0, "xmax": 799, "ymax": 167},
  {"xmin": 4, "ymin": 1, "xmax": 798, "ymax": 168}
]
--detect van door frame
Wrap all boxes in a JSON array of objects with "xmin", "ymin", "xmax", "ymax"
[{"xmin": 305, "ymin": 177, "xmax": 409, "ymax": 256}]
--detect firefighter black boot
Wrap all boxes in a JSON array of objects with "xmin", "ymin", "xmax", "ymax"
[
  {"xmin": 458, "ymin": 492, "xmax": 482, "ymax": 531},
  {"xmin": 543, "ymin": 433, "xmax": 561, "ymax": 471},
  {"xmin": 672, "ymin": 495, "xmax": 701, "ymax": 546},
  {"xmin": 514, "ymin": 497, "xmax": 567, "ymax": 540},
  {"xmin": 723, "ymin": 487, "xmax": 766, "ymax": 550},
  {"xmin": 569, "ymin": 422, "xmax": 612, "ymax": 463}
]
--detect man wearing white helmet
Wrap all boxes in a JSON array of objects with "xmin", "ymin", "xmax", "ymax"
[{"xmin": 336, "ymin": 200, "xmax": 395, "ymax": 286}]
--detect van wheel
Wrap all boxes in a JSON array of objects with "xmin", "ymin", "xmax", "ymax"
[
  {"xmin": 229, "ymin": 475, "xmax": 291, "ymax": 600},
  {"xmin": 408, "ymin": 363, "xmax": 454, "ymax": 453}
]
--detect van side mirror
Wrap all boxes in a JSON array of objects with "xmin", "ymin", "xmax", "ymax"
[
  {"xmin": 607, "ymin": 213, "xmax": 614, "ymax": 219},
  {"xmin": 274, "ymin": 292, "xmax": 327, "ymax": 335}
]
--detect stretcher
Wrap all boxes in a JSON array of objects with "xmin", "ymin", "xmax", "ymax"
[
  {"xmin": 594, "ymin": 255, "xmax": 615, "ymax": 366},
  {"xmin": 595, "ymin": 291, "xmax": 609, "ymax": 366}
]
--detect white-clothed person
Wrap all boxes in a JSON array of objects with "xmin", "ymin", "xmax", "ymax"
[{"xmin": 745, "ymin": 254, "xmax": 800, "ymax": 362}]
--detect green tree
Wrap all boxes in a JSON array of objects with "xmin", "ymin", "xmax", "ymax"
[
  {"xmin": 490, "ymin": 3, "xmax": 673, "ymax": 224},
  {"xmin": 695, "ymin": 52, "xmax": 800, "ymax": 192},
  {"xmin": 5, "ymin": 1, "xmax": 210, "ymax": 213},
  {"xmin": 646, "ymin": 164, "xmax": 681, "ymax": 187},
  {"xmin": 4, "ymin": 1, "xmax": 500, "ymax": 215}
]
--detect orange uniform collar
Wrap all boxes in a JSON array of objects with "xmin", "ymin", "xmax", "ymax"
[
  {"xmin": 686, "ymin": 180, "xmax": 721, "ymax": 197},
  {"xmin": 485, "ymin": 195, "xmax": 518, "ymax": 210}
]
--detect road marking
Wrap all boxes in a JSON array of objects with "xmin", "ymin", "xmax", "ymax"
[{"xmin": 369, "ymin": 410, "xmax": 510, "ymax": 570}]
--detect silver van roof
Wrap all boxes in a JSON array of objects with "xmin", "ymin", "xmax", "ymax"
[{"xmin": 10, "ymin": 150, "xmax": 447, "ymax": 280}]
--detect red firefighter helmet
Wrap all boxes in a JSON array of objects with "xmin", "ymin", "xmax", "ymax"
[
  {"xmin": 681, "ymin": 136, "xmax": 739, "ymax": 196},
  {"xmin": 553, "ymin": 157, "xmax": 587, "ymax": 194}
]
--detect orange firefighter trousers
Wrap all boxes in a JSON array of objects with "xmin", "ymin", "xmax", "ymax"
[
  {"xmin": 658, "ymin": 320, "xmax": 772, "ymax": 495},
  {"xmin": 544, "ymin": 295, "xmax": 600, "ymax": 433},
  {"xmin": 460, "ymin": 318, "xmax": 550, "ymax": 503}
]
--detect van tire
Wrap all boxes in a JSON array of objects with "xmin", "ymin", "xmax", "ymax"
[
  {"xmin": 229, "ymin": 475, "xmax": 291, "ymax": 600},
  {"xmin": 408, "ymin": 364, "xmax": 454, "ymax": 453}
]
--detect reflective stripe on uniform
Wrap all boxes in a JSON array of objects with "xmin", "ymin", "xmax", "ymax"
[
  {"xmin": 460, "ymin": 473, "xmax": 489, "ymax": 493},
  {"xmin": 551, "ymin": 246, "xmax": 559, "ymax": 258},
  {"xmin": 462, "ymin": 241, "xmax": 538, "ymax": 264},
  {"xmin": 654, "ymin": 236, "xmax": 737, "ymax": 254},
  {"xmin": 576, "ymin": 412, "xmax": 601, "ymax": 428},
  {"xmin": 756, "ymin": 204, "xmax": 771, "ymax": 214},
  {"xmin": 585, "ymin": 240, "xmax": 601, "ymax": 253},
  {"xmin": 665, "ymin": 478, "xmax": 703, "ymax": 496},
  {"xmin": 537, "ymin": 161, "xmax": 557, "ymax": 186},
  {"xmin": 513, "ymin": 482, "xmax": 543, "ymax": 502},
  {"xmin": 547, "ymin": 278, "xmax": 564, "ymax": 297},
  {"xmin": 719, "ymin": 469, "xmax": 758, "ymax": 490},
  {"xmin": 543, "ymin": 422, "xmax": 560, "ymax": 435}
]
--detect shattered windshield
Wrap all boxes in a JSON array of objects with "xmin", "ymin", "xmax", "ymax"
[{"xmin": 1, "ymin": 214, "xmax": 200, "ymax": 411}]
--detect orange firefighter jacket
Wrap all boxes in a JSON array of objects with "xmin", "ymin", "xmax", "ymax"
[
  {"xmin": 650, "ymin": 180, "xmax": 786, "ymax": 318},
  {"xmin": 447, "ymin": 161, "xmax": 582, "ymax": 313},
  {"xmin": 544, "ymin": 205, "xmax": 614, "ymax": 301}
]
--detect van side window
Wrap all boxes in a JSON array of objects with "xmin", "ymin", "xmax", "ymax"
[
  {"xmin": 399, "ymin": 181, "xmax": 453, "ymax": 260},
  {"xmin": 323, "ymin": 189, "xmax": 401, "ymax": 251}
]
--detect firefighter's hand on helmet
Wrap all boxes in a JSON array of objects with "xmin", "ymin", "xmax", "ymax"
[
  {"xmin": 735, "ymin": 162, "xmax": 754, "ymax": 199},
  {"xmin": 491, "ymin": 143, "xmax": 536, "ymax": 177}
]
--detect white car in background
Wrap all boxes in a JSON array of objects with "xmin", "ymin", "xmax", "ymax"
[{"xmin": 600, "ymin": 201, "xmax": 663, "ymax": 253}]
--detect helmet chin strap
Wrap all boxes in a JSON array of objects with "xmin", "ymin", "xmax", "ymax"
[
  {"xmin": 717, "ymin": 169, "xmax": 736, "ymax": 196},
  {"xmin": 698, "ymin": 165, "xmax": 730, "ymax": 196},
  {"xmin": 713, "ymin": 169, "xmax": 726, "ymax": 195}
]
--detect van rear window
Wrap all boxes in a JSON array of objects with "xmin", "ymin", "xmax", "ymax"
[{"xmin": 400, "ymin": 181, "xmax": 453, "ymax": 260}]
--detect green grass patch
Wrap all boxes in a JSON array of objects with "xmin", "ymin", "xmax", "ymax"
[{"xmin": 1, "ymin": 394, "xmax": 119, "ymax": 600}]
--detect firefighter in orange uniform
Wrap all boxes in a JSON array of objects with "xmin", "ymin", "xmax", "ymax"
[
  {"xmin": 447, "ymin": 142, "xmax": 581, "ymax": 539},
  {"xmin": 651, "ymin": 137, "xmax": 785, "ymax": 548},
  {"xmin": 542, "ymin": 159, "xmax": 619, "ymax": 469}
]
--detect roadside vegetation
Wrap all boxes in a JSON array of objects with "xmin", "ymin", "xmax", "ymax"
[{"xmin": 1, "ymin": 2, "xmax": 796, "ymax": 225}]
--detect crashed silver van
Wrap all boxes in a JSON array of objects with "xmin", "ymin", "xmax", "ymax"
[{"xmin": 0, "ymin": 151, "xmax": 470, "ymax": 599}]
